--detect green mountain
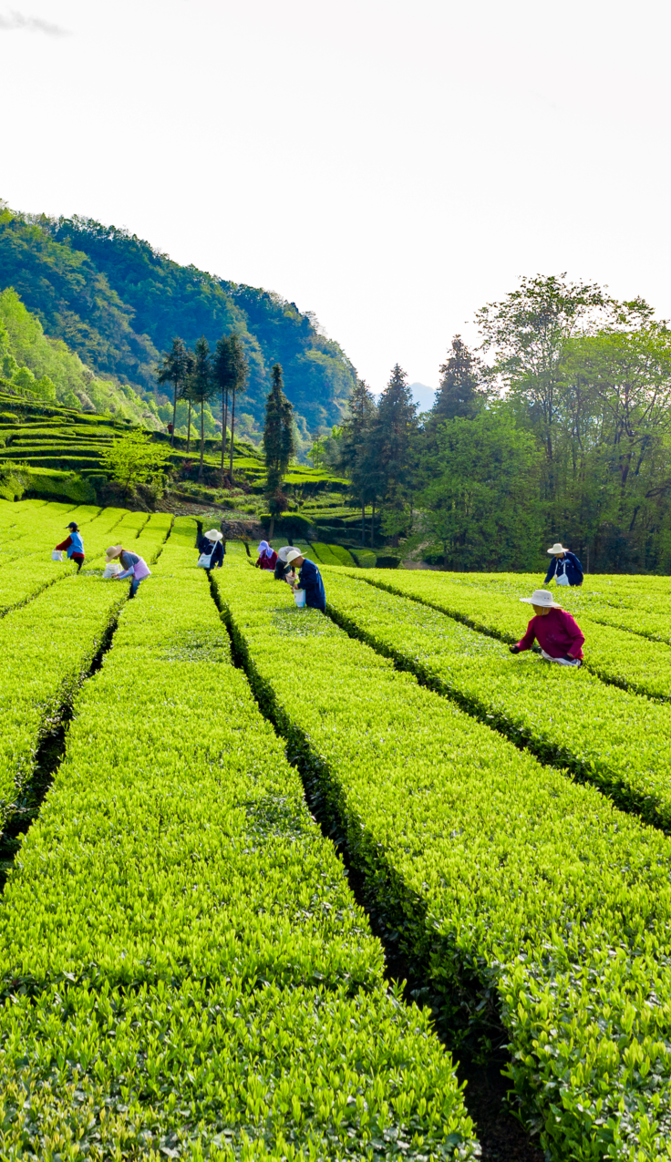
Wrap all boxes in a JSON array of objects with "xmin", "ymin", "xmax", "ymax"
[
  {"xmin": 0, "ymin": 203, "xmax": 356, "ymax": 439},
  {"xmin": 0, "ymin": 286, "xmax": 154, "ymax": 425}
]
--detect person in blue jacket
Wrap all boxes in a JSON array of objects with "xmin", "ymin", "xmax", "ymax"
[
  {"xmin": 197, "ymin": 529, "xmax": 225, "ymax": 568},
  {"xmin": 285, "ymin": 548, "xmax": 326, "ymax": 612},
  {"xmin": 544, "ymin": 542, "xmax": 583, "ymax": 587},
  {"xmin": 55, "ymin": 521, "xmax": 85, "ymax": 572}
]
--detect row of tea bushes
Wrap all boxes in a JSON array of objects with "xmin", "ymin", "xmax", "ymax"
[
  {"xmin": 169, "ymin": 514, "xmax": 200, "ymax": 548},
  {"xmin": 325, "ymin": 570, "xmax": 671, "ymax": 830},
  {"xmin": 0, "ymin": 576, "xmax": 126, "ymax": 827},
  {"xmin": 0, "ymin": 504, "xmax": 153, "ymax": 614},
  {"xmin": 349, "ymin": 568, "xmax": 671, "ymax": 702},
  {"xmin": 0, "ymin": 544, "xmax": 477, "ymax": 1160},
  {"xmin": 215, "ymin": 563, "xmax": 671, "ymax": 1161},
  {"xmin": 415, "ymin": 569, "xmax": 671, "ymax": 647}
]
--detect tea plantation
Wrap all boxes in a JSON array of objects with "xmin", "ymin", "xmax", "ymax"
[{"xmin": 2, "ymin": 498, "xmax": 671, "ymax": 1161}]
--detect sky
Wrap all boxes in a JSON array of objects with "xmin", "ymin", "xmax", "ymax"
[{"xmin": 1, "ymin": 0, "xmax": 671, "ymax": 396}]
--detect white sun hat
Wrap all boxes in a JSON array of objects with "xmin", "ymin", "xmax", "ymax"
[
  {"xmin": 285, "ymin": 548, "xmax": 303, "ymax": 565},
  {"xmin": 204, "ymin": 529, "xmax": 223, "ymax": 541},
  {"xmin": 547, "ymin": 542, "xmax": 568, "ymax": 555},
  {"xmin": 520, "ymin": 589, "xmax": 562, "ymax": 608}
]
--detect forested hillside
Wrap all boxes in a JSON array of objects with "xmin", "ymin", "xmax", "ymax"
[
  {"xmin": 0, "ymin": 288, "xmax": 154, "ymax": 425},
  {"xmin": 0, "ymin": 204, "xmax": 356, "ymax": 438}
]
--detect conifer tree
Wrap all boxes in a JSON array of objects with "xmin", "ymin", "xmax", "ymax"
[
  {"xmin": 263, "ymin": 363, "xmax": 295, "ymax": 539},
  {"xmin": 374, "ymin": 364, "xmax": 418, "ymax": 545},
  {"xmin": 157, "ymin": 336, "xmax": 190, "ymax": 446},
  {"xmin": 337, "ymin": 378, "xmax": 377, "ymax": 544},
  {"xmin": 429, "ymin": 336, "xmax": 487, "ymax": 428}
]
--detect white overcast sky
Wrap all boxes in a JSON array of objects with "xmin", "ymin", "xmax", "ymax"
[{"xmin": 1, "ymin": 0, "xmax": 670, "ymax": 393}]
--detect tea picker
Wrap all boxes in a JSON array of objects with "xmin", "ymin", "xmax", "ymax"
[
  {"xmin": 544, "ymin": 542, "xmax": 583, "ymax": 587},
  {"xmin": 197, "ymin": 529, "xmax": 225, "ymax": 569},
  {"xmin": 54, "ymin": 522, "xmax": 85, "ymax": 572},
  {"xmin": 273, "ymin": 545, "xmax": 294, "ymax": 580},
  {"xmin": 510, "ymin": 589, "xmax": 584, "ymax": 667},
  {"xmin": 284, "ymin": 548, "xmax": 326, "ymax": 612},
  {"xmin": 255, "ymin": 540, "xmax": 278, "ymax": 571},
  {"xmin": 105, "ymin": 545, "xmax": 151, "ymax": 598}
]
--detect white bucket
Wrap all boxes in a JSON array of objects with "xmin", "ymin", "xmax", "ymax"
[
  {"xmin": 103, "ymin": 562, "xmax": 122, "ymax": 579},
  {"xmin": 293, "ymin": 588, "xmax": 306, "ymax": 608},
  {"xmin": 51, "ymin": 550, "xmax": 64, "ymax": 562}
]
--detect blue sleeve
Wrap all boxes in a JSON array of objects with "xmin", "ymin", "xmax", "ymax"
[
  {"xmin": 569, "ymin": 552, "xmax": 583, "ymax": 578},
  {"xmin": 544, "ymin": 557, "xmax": 556, "ymax": 584}
]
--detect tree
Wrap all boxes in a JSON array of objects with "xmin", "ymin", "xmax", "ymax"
[
  {"xmin": 476, "ymin": 274, "xmax": 608, "ymax": 502},
  {"xmin": 336, "ymin": 379, "xmax": 377, "ymax": 543},
  {"xmin": 184, "ymin": 336, "xmax": 216, "ymax": 481},
  {"xmin": 429, "ymin": 336, "xmax": 488, "ymax": 427},
  {"xmin": 263, "ymin": 363, "xmax": 295, "ymax": 540},
  {"xmin": 157, "ymin": 337, "xmax": 191, "ymax": 446},
  {"xmin": 417, "ymin": 408, "xmax": 542, "ymax": 569},
  {"xmin": 101, "ymin": 428, "xmax": 172, "ymax": 498},
  {"xmin": 373, "ymin": 364, "xmax": 418, "ymax": 545},
  {"xmin": 213, "ymin": 332, "xmax": 248, "ymax": 482},
  {"xmin": 558, "ymin": 323, "xmax": 671, "ymax": 559}
]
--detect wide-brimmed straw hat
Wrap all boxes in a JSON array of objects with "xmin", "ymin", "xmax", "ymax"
[
  {"xmin": 204, "ymin": 529, "xmax": 223, "ymax": 542},
  {"xmin": 105, "ymin": 545, "xmax": 123, "ymax": 560},
  {"xmin": 520, "ymin": 589, "xmax": 562, "ymax": 608},
  {"xmin": 286, "ymin": 548, "xmax": 303, "ymax": 565},
  {"xmin": 547, "ymin": 542, "xmax": 568, "ymax": 555}
]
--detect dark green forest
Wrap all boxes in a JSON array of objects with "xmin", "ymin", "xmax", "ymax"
[
  {"xmin": 0, "ymin": 204, "xmax": 356, "ymax": 441},
  {"xmin": 325, "ymin": 276, "xmax": 671, "ymax": 574}
]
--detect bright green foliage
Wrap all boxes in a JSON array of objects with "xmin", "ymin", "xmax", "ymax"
[
  {"xmin": 0, "ymin": 288, "xmax": 149, "ymax": 422},
  {"xmin": 226, "ymin": 539, "xmax": 250, "ymax": 559},
  {"xmin": 327, "ymin": 544, "xmax": 356, "ymax": 566},
  {"xmin": 0, "ymin": 544, "xmax": 476, "ymax": 1160},
  {"xmin": 101, "ymin": 428, "xmax": 172, "ymax": 496},
  {"xmin": 310, "ymin": 543, "xmax": 354, "ymax": 567},
  {"xmin": 351, "ymin": 568, "xmax": 671, "ymax": 701},
  {"xmin": 325, "ymin": 568, "xmax": 671, "ymax": 828},
  {"xmin": 214, "ymin": 562, "xmax": 671, "ymax": 1161},
  {"xmin": 0, "ymin": 501, "xmax": 118, "ymax": 611},
  {"xmin": 170, "ymin": 515, "xmax": 199, "ymax": 548},
  {"xmin": 0, "ymin": 574, "xmax": 125, "ymax": 826}
]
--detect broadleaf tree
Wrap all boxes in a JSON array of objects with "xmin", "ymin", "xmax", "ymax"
[{"xmin": 101, "ymin": 428, "xmax": 172, "ymax": 499}]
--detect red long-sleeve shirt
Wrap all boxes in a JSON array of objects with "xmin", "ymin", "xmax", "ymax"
[
  {"xmin": 55, "ymin": 535, "xmax": 85, "ymax": 560},
  {"xmin": 516, "ymin": 607, "xmax": 585, "ymax": 660}
]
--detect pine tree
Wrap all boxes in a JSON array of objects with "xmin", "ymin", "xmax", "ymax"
[
  {"xmin": 213, "ymin": 333, "xmax": 248, "ymax": 483},
  {"xmin": 157, "ymin": 336, "xmax": 190, "ymax": 446},
  {"xmin": 374, "ymin": 364, "xmax": 418, "ymax": 545},
  {"xmin": 263, "ymin": 363, "xmax": 295, "ymax": 540},
  {"xmin": 337, "ymin": 379, "xmax": 376, "ymax": 544},
  {"xmin": 430, "ymin": 336, "xmax": 486, "ymax": 427},
  {"xmin": 184, "ymin": 336, "xmax": 215, "ymax": 481}
]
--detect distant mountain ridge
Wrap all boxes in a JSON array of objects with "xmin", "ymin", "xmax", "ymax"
[{"xmin": 0, "ymin": 204, "xmax": 357, "ymax": 436}]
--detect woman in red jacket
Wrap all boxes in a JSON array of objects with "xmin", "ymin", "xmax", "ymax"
[
  {"xmin": 510, "ymin": 589, "xmax": 584, "ymax": 667},
  {"xmin": 255, "ymin": 540, "xmax": 278, "ymax": 571}
]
